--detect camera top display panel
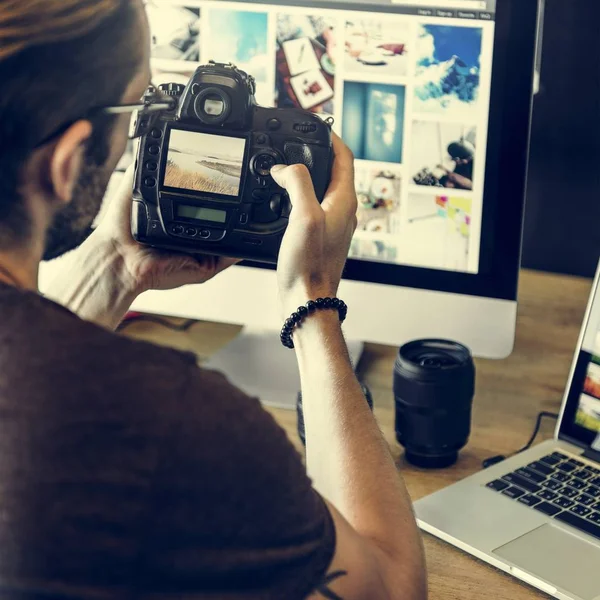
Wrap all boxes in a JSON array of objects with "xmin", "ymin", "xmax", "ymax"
[{"xmin": 163, "ymin": 128, "xmax": 247, "ymax": 199}]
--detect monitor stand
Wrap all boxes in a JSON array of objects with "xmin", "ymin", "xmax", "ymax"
[{"xmin": 205, "ymin": 326, "xmax": 364, "ymax": 410}]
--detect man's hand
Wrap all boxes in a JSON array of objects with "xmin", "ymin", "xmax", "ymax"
[
  {"xmin": 93, "ymin": 166, "xmax": 238, "ymax": 296},
  {"xmin": 271, "ymin": 134, "xmax": 357, "ymax": 317},
  {"xmin": 44, "ymin": 166, "xmax": 238, "ymax": 330}
]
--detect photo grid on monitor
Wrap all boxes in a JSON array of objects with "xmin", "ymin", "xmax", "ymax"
[{"xmin": 148, "ymin": 0, "xmax": 496, "ymax": 275}]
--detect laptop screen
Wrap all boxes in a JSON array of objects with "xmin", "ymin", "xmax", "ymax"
[{"xmin": 560, "ymin": 263, "xmax": 600, "ymax": 452}]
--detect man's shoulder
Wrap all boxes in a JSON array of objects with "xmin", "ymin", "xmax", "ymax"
[{"xmin": 0, "ymin": 287, "xmax": 198, "ymax": 396}]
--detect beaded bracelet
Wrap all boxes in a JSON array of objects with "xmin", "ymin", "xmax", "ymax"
[{"xmin": 280, "ymin": 297, "xmax": 348, "ymax": 349}]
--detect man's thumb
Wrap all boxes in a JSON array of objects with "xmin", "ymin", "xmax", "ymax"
[
  {"xmin": 270, "ymin": 163, "xmax": 318, "ymax": 213},
  {"xmin": 270, "ymin": 163, "xmax": 286, "ymax": 177}
]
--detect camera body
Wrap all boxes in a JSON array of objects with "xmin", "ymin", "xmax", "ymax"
[{"xmin": 131, "ymin": 62, "xmax": 334, "ymax": 263}]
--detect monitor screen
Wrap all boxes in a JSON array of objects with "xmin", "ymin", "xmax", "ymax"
[
  {"xmin": 147, "ymin": 0, "xmax": 532, "ymax": 300},
  {"xmin": 164, "ymin": 129, "xmax": 246, "ymax": 197}
]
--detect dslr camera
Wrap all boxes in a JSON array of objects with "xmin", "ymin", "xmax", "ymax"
[{"xmin": 131, "ymin": 62, "xmax": 334, "ymax": 263}]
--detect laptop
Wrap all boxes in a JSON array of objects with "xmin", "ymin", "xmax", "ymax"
[{"xmin": 415, "ymin": 261, "xmax": 600, "ymax": 600}]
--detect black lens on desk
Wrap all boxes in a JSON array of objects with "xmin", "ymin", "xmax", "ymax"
[{"xmin": 394, "ymin": 340, "xmax": 475, "ymax": 469}]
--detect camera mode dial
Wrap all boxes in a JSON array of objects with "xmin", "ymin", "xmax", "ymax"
[{"xmin": 159, "ymin": 83, "xmax": 185, "ymax": 98}]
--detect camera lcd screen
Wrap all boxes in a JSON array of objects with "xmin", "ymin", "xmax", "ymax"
[
  {"xmin": 164, "ymin": 129, "xmax": 246, "ymax": 197},
  {"xmin": 176, "ymin": 205, "xmax": 227, "ymax": 223}
]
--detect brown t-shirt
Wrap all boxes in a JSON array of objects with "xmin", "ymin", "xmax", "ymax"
[{"xmin": 0, "ymin": 283, "xmax": 335, "ymax": 599}]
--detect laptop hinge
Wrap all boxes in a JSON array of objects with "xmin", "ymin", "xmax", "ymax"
[{"xmin": 582, "ymin": 447, "xmax": 600, "ymax": 463}]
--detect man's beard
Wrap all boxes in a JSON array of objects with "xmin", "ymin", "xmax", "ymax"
[{"xmin": 42, "ymin": 162, "xmax": 110, "ymax": 261}]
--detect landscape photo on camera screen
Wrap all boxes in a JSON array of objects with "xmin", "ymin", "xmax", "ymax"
[{"xmin": 164, "ymin": 130, "xmax": 246, "ymax": 196}]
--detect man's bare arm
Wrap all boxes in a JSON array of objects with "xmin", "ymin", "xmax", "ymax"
[
  {"xmin": 272, "ymin": 137, "xmax": 427, "ymax": 600},
  {"xmin": 296, "ymin": 312, "xmax": 427, "ymax": 600}
]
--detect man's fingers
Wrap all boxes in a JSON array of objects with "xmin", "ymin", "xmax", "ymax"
[
  {"xmin": 115, "ymin": 164, "xmax": 135, "ymax": 200},
  {"xmin": 270, "ymin": 135, "xmax": 357, "ymax": 222},
  {"xmin": 271, "ymin": 163, "xmax": 319, "ymax": 217},
  {"xmin": 92, "ymin": 164, "xmax": 136, "ymax": 235},
  {"xmin": 101, "ymin": 164, "xmax": 135, "ymax": 223},
  {"xmin": 321, "ymin": 134, "xmax": 357, "ymax": 217}
]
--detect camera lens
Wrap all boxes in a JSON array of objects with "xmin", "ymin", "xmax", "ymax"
[
  {"xmin": 194, "ymin": 87, "xmax": 231, "ymax": 124},
  {"xmin": 393, "ymin": 340, "xmax": 475, "ymax": 469}
]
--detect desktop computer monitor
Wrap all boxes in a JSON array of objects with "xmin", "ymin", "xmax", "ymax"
[{"xmin": 40, "ymin": 0, "xmax": 540, "ymax": 406}]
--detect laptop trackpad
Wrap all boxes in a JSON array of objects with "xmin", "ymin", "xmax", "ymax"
[{"xmin": 494, "ymin": 524, "xmax": 600, "ymax": 600}]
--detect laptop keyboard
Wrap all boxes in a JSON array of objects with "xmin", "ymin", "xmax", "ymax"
[{"xmin": 486, "ymin": 452, "xmax": 600, "ymax": 541}]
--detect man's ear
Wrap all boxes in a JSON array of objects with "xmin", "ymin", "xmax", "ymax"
[{"xmin": 49, "ymin": 120, "xmax": 93, "ymax": 205}]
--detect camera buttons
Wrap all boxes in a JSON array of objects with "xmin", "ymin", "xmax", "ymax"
[
  {"xmin": 251, "ymin": 189, "xmax": 269, "ymax": 203},
  {"xmin": 198, "ymin": 230, "xmax": 211, "ymax": 239},
  {"xmin": 253, "ymin": 153, "xmax": 277, "ymax": 177},
  {"xmin": 150, "ymin": 129, "xmax": 162, "ymax": 139},
  {"xmin": 143, "ymin": 177, "xmax": 157, "ymax": 188},
  {"xmin": 239, "ymin": 213, "xmax": 249, "ymax": 225},
  {"xmin": 171, "ymin": 225, "xmax": 184, "ymax": 236},
  {"xmin": 253, "ymin": 203, "xmax": 279, "ymax": 224},
  {"xmin": 145, "ymin": 161, "xmax": 158, "ymax": 172},
  {"xmin": 267, "ymin": 118, "xmax": 282, "ymax": 131},
  {"xmin": 269, "ymin": 194, "xmax": 282, "ymax": 217},
  {"xmin": 148, "ymin": 145, "xmax": 160, "ymax": 155},
  {"xmin": 256, "ymin": 134, "xmax": 268, "ymax": 145},
  {"xmin": 185, "ymin": 228, "xmax": 197, "ymax": 237}
]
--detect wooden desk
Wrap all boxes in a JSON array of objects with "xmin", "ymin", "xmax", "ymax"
[{"xmin": 122, "ymin": 269, "xmax": 593, "ymax": 599}]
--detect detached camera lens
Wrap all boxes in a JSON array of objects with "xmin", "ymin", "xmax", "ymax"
[{"xmin": 393, "ymin": 339, "xmax": 475, "ymax": 469}]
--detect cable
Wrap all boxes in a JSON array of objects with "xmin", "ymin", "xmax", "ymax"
[
  {"xmin": 514, "ymin": 411, "xmax": 559, "ymax": 455},
  {"xmin": 116, "ymin": 315, "xmax": 198, "ymax": 334},
  {"xmin": 482, "ymin": 411, "xmax": 559, "ymax": 469}
]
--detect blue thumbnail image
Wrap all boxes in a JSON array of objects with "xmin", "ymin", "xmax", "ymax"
[
  {"xmin": 415, "ymin": 25, "xmax": 482, "ymax": 115},
  {"xmin": 342, "ymin": 81, "xmax": 406, "ymax": 164},
  {"xmin": 207, "ymin": 9, "xmax": 269, "ymax": 82}
]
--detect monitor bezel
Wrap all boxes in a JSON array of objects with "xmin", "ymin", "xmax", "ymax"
[{"xmin": 241, "ymin": 0, "xmax": 539, "ymax": 303}]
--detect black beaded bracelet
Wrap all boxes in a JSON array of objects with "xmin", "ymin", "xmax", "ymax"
[{"xmin": 280, "ymin": 297, "xmax": 348, "ymax": 349}]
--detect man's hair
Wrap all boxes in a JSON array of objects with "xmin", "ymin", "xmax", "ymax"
[{"xmin": 0, "ymin": 0, "xmax": 143, "ymax": 247}]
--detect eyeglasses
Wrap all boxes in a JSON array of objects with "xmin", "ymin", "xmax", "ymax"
[{"xmin": 34, "ymin": 85, "xmax": 175, "ymax": 149}]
